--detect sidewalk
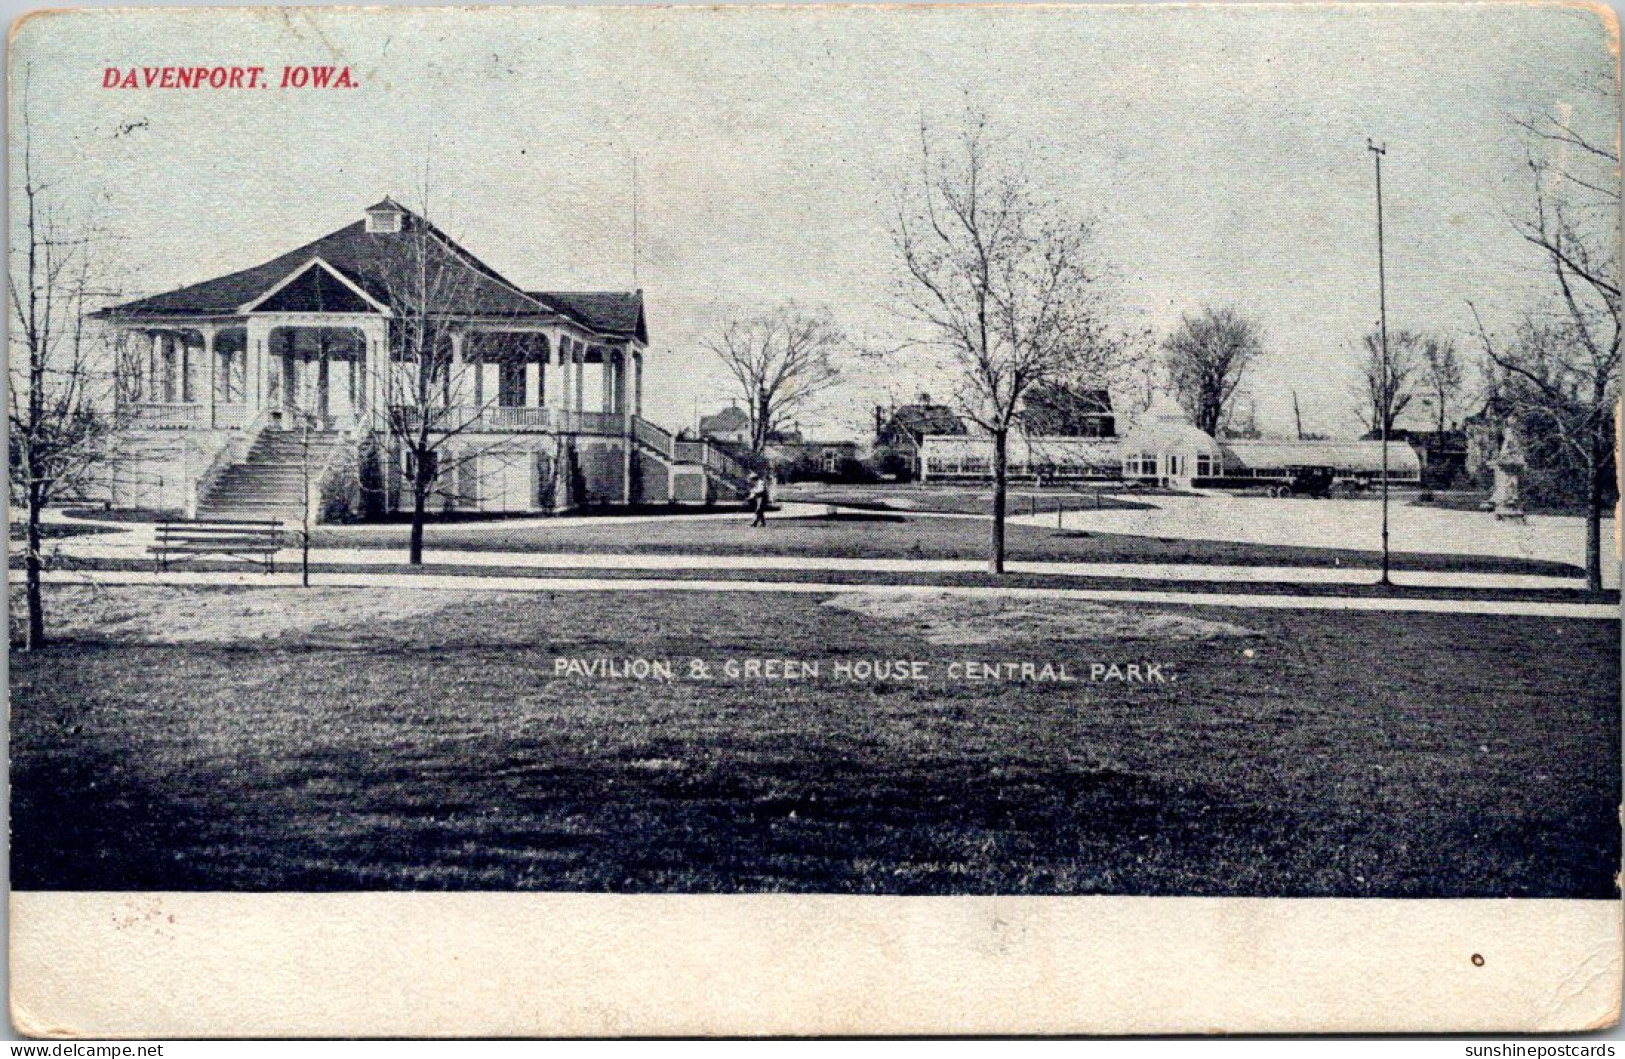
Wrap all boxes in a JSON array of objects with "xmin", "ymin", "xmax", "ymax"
[{"xmin": 37, "ymin": 567, "xmax": 1620, "ymax": 620}]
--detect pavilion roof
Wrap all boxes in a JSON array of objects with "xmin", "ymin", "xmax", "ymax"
[{"xmin": 98, "ymin": 202, "xmax": 646, "ymax": 342}]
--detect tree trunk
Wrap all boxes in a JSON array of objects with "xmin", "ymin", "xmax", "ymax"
[
  {"xmin": 409, "ymin": 455, "xmax": 430, "ymax": 566},
  {"xmin": 989, "ymin": 427, "xmax": 1008, "ymax": 575},
  {"xmin": 1199, "ymin": 396, "xmax": 1220, "ymax": 439},
  {"xmin": 754, "ymin": 389, "xmax": 771, "ymax": 459},
  {"xmin": 1585, "ymin": 443, "xmax": 1606, "ymax": 592},
  {"xmin": 24, "ymin": 480, "xmax": 45, "ymax": 649}
]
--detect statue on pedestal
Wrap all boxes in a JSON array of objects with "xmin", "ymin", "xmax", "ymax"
[{"xmin": 1489, "ymin": 424, "xmax": 1527, "ymax": 521}]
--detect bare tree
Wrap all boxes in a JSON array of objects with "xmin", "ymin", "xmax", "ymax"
[
  {"xmin": 1417, "ymin": 336, "xmax": 1464, "ymax": 437},
  {"xmin": 8, "ymin": 73, "xmax": 121, "ymax": 648},
  {"xmin": 1161, "ymin": 307, "xmax": 1263, "ymax": 437},
  {"xmin": 703, "ymin": 304, "xmax": 844, "ymax": 457},
  {"xmin": 369, "ymin": 200, "xmax": 515, "ymax": 565},
  {"xmin": 895, "ymin": 112, "xmax": 1139, "ymax": 572},
  {"xmin": 1469, "ymin": 55, "xmax": 1618, "ymax": 590},
  {"xmin": 1355, "ymin": 328, "xmax": 1423, "ymax": 436}
]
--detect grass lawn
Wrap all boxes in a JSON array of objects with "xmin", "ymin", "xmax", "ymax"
[
  {"xmin": 305, "ymin": 510, "xmax": 1582, "ymax": 577},
  {"xmin": 7, "ymin": 521, "xmax": 122, "ymax": 542},
  {"xmin": 11, "ymin": 583, "xmax": 1618, "ymax": 896},
  {"xmin": 779, "ymin": 483, "xmax": 1158, "ymax": 516}
]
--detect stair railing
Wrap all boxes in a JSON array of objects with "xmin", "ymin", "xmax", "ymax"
[
  {"xmin": 632, "ymin": 416, "xmax": 676, "ymax": 460},
  {"xmin": 701, "ymin": 442, "xmax": 753, "ymax": 485}
]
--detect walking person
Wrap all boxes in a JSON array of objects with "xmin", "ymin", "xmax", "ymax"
[{"xmin": 748, "ymin": 474, "xmax": 769, "ymax": 528}]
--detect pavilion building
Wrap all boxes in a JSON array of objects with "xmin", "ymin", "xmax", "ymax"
[{"xmin": 92, "ymin": 199, "xmax": 745, "ymax": 520}]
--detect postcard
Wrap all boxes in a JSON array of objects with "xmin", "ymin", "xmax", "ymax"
[{"xmin": 7, "ymin": 2, "xmax": 1621, "ymax": 1037}]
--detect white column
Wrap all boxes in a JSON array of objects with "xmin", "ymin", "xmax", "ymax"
[
  {"xmin": 618, "ymin": 351, "xmax": 631, "ymax": 418},
  {"xmin": 153, "ymin": 332, "xmax": 169, "ymax": 402},
  {"xmin": 574, "ymin": 345, "xmax": 585, "ymax": 415},
  {"xmin": 202, "ymin": 328, "xmax": 217, "ymax": 427},
  {"xmin": 557, "ymin": 339, "xmax": 572, "ymax": 413},
  {"xmin": 155, "ymin": 332, "xmax": 167, "ymax": 402},
  {"xmin": 142, "ymin": 332, "xmax": 156, "ymax": 402},
  {"xmin": 598, "ymin": 349, "xmax": 610, "ymax": 414},
  {"xmin": 166, "ymin": 332, "xmax": 180, "ymax": 403},
  {"xmin": 448, "ymin": 331, "xmax": 466, "ymax": 409},
  {"xmin": 245, "ymin": 317, "xmax": 272, "ymax": 414},
  {"xmin": 634, "ymin": 351, "xmax": 644, "ymax": 418},
  {"xmin": 179, "ymin": 335, "xmax": 193, "ymax": 404},
  {"xmin": 363, "ymin": 318, "xmax": 388, "ymax": 428},
  {"xmin": 619, "ymin": 350, "xmax": 632, "ymax": 504}
]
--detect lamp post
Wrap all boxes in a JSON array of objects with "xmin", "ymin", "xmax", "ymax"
[{"xmin": 1368, "ymin": 139, "xmax": 1392, "ymax": 587}]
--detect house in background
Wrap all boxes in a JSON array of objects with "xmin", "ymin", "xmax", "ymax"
[
  {"xmin": 696, "ymin": 404, "xmax": 867, "ymax": 482},
  {"xmin": 874, "ymin": 394, "xmax": 966, "ymax": 480},
  {"xmin": 91, "ymin": 198, "xmax": 748, "ymax": 520},
  {"xmin": 765, "ymin": 438, "xmax": 865, "ymax": 482},
  {"xmin": 698, "ymin": 402, "xmax": 752, "ymax": 446},
  {"xmin": 1020, "ymin": 383, "xmax": 1116, "ymax": 438}
]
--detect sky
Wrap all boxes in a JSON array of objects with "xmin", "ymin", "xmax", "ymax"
[{"xmin": 11, "ymin": 3, "xmax": 1619, "ymax": 440}]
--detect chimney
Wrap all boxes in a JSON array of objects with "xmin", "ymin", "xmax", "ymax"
[{"xmin": 875, "ymin": 405, "xmax": 884, "ymax": 435}]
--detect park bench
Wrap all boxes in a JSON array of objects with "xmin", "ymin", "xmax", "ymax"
[{"xmin": 151, "ymin": 518, "xmax": 285, "ymax": 573}]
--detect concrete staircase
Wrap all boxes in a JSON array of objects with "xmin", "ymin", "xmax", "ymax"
[
  {"xmin": 197, "ymin": 430, "xmax": 343, "ymax": 523},
  {"xmin": 630, "ymin": 416, "xmax": 752, "ymax": 503}
]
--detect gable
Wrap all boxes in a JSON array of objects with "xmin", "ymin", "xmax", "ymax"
[
  {"xmin": 100, "ymin": 206, "xmax": 559, "ymax": 321},
  {"xmin": 253, "ymin": 263, "xmax": 377, "ymax": 313}
]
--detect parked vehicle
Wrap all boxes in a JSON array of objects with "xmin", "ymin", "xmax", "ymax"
[{"xmin": 1267, "ymin": 465, "xmax": 1336, "ymax": 498}]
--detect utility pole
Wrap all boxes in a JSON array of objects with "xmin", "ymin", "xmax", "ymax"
[
  {"xmin": 631, "ymin": 154, "xmax": 640, "ymax": 289},
  {"xmin": 1292, "ymin": 390, "xmax": 1304, "ymax": 441},
  {"xmin": 1368, "ymin": 139, "xmax": 1392, "ymax": 587}
]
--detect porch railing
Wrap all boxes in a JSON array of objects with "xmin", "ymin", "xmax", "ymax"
[
  {"xmin": 387, "ymin": 405, "xmax": 628, "ymax": 435},
  {"xmin": 122, "ymin": 403, "xmax": 205, "ymax": 429},
  {"xmin": 483, "ymin": 406, "xmax": 550, "ymax": 431},
  {"xmin": 120, "ymin": 402, "xmax": 261, "ymax": 430},
  {"xmin": 213, "ymin": 403, "xmax": 253, "ymax": 429},
  {"xmin": 560, "ymin": 410, "xmax": 623, "ymax": 434}
]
